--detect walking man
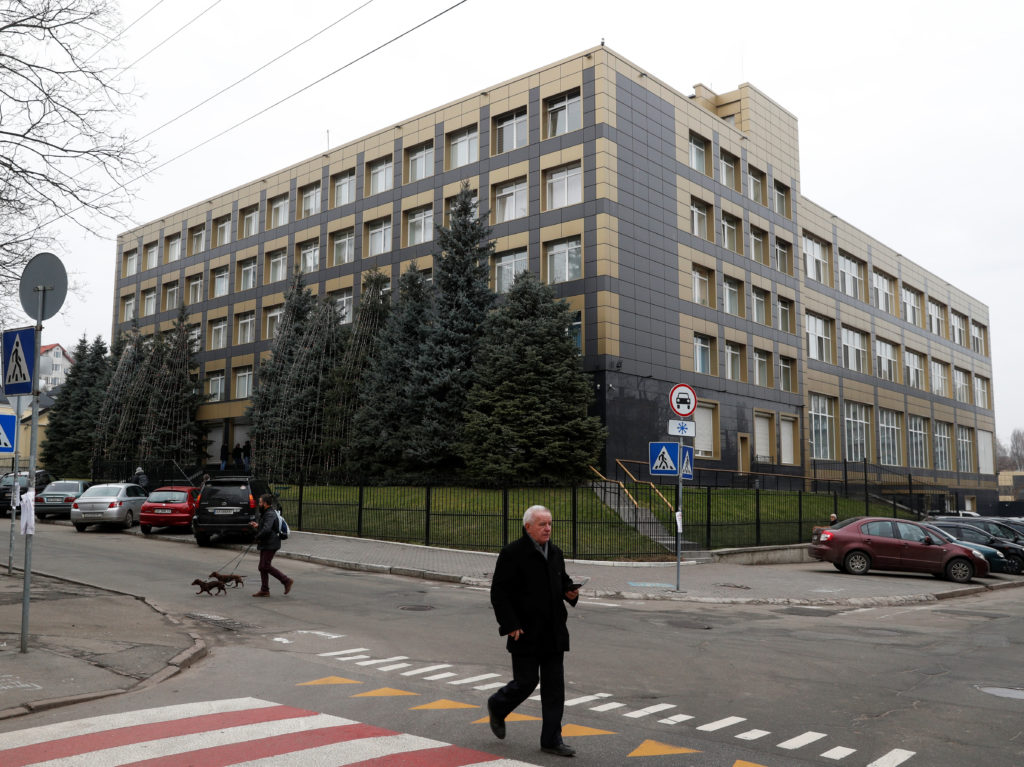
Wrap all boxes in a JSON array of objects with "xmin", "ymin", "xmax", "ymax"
[
  {"xmin": 487, "ymin": 505, "xmax": 580, "ymax": 757},
  {"xmin": 249, "ymin": 494, "xmax": 293, "ymax": 597}
]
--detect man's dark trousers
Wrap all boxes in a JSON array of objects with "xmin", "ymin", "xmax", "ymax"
[{"xmin": 489, "ymin": 650, "xmax": 565, "ymax": 747}]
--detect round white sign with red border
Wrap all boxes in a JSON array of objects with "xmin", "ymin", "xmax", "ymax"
[{"xmin": 669, "ymin": 383, "xmax": 697, "ymax": 418}]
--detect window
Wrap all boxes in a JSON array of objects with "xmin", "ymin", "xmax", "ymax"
[
  {"xmin": 406, "ymin": 142, "xmax": 434, "ymax": 183},
  {"xmin": 406, "ymin": 206, "xmax": 433, "ymax": 246},
  {"xmin": 690, "ymin": 198, "xmax": 710, "ymax": 239},
  {"xmin": 142, "ymin": 288, "xmax": 156, "ymax": 316},
  {"xmin": 268, "ymin": 249, "xmax": 287, "ymax": 282},
  {"xmin": 165, "ymin": 235, "xmax": 181, "ymax": 263},
  {"xmin": 688, "ymin": 132, "xmax": 708, "ymax": 175},
  {"xmin": 335, "ymin": 287, "xmax": 353, "ymax": 324},
  {"xmin": 545, "ymin": 163, "xmax": 582, "ymax": 210},
  {"xmin": 233, "ymin": 258, "xmax": 254, "ymax": 291},
  {"xmin": 234, "ymin": 366, "xmax": 253, "ymax": 399},
  {"xmin": 953, "ymin": 368, "xmax": 971, "ymax": 403},
  {"xmin": 725, "ymin": 342, "xmax": 744, "ymax": 381},
  {"xmin": 691, "ymin": 265, "xmax": 712, "ymax": 307},
  {"xmin": 298, "ymin": 240, "xmax": 320, "ymax": 273},
  {"xmin": 750, "ymin": 227, "xmax": 768, "ymax": 266},
  {"xmin": 443, "ymin": 189, "xmax": 478, "ymax": 225},
  {"xmin": 779, "ymin": 357, "xmax": 795, "ymax": 392},
  {"xmin": 213, "ymin": 215, "xmax": 231, "ymax": 247},
  {"xmin": 747, "ymin": 166, "xmax": 767, "ymax": 205},
  {"xmin": 878, "ymin": 409, "xmax": 902, "ymax": 466},
  {"xmin": 367, "ymin": 217, "xmax": 392, "ymax": 256},
  {"xmin": 934, "ymin": 422, "xmax": 952, "ymax": 471},
  {"xmin": 694, "ymin": 334, "xmax": 714, "ymax": 375},
  {"xmin": 780, "ymin": 415, "xmax": 798, "ymax": 464},
  {"xmin": 143, "ymin": 243, "xmax": 158, "ymax": 270},
  {"xmin": 368, "ymin": 156, "xmax": 393, "ymax": 195},
  {"xmin": 209, "ymin": 318, "xmax": 227, "ymax": 350},
  {"xmin": 268, "ymin": 194, "xmax": 288, "ymax": 228},
  {"xmin": 331, "ymin": 229, "xmax": 355, "ymax": 265},
  {"xmin": 753, "ymin": 349, "xmax": 771, "ymax": 387},
  {"xmin": 957, "ymin": 425, "xmax": 974, "ymax": 472},
  {"xmin": 974, "ymin": 376, "xmax": 990, "ymax": 409},
  {"xmin": 187, "ymin": 275, "xmax": 203, "ymax": 305},
  {"xmin": 951, "ymin": 311, "xmax": 967, "ymax": 346},
  {"xmin": 123, "ymin": 249, "xmax": 138, "ymax": 276},
  {"xmin": 265, "ymin": 306, "xmax": 283, "ymax": 339},
  {"xmin": 971, "ymin": 321, "xmax": 987, "ymax": 355},
  {"xmin": 236, "ymin": 312, "xmax": 256, "ymax": 344},
  {"xmin": 694, "ymin": 404, "xmax": 716, "ymax": 457},
  {"xmin": 773, "ymin": 181, "xmax": 790, "ymax": 217},
  {"xmin": 546, "ymin": 237, "xmax": 581, "ymax": 283},
  {"xmin": 447, "ymin": 126, "xmax": 478, "ymax": 169},
  {"xmin": 908, "ymin": 415, "xmax": 928, "ymax": 468},
  {"xmin": 494, "ymin": 178, "xmax": 528, "ymax": 222},
  {"xmin": 809, "ymin": 393, "xmax": 836, "ymax": 460},
  {"xmin": 930, "ymin": 359, "xmax": 949, "ymax": 397},
  {"xmin": 901, "ymin": 286, "xmax": 922, "ymax": 326},
  {"xmin": 841, "ymin": 327, "xmax": 868, "ymax": 372},
  {"xmin": 723, "ymin": 278, "xmax": 742, "ymax": 316},
  {"xmin": 122, "ymin": 295, "xmax": 135, "ymax": 322},
  {"xmin": 844, "ymin": 401, "xmax": 870, "ymax": 462},
  {"xmin": 545, "ymin": 90, "xmax": 580, "ymax": 137},
  {"xmin": 803, "ymin": 234, "xmax": 830, "ymax": 285},
  {"xmin": 212, "ymin": 267, "xmax": 229, "ymax": 297},
  {"xmin": 721, "ymin": 214, "xmax": 740, "ymax": 253},
  {"xmin": 239, "ymin": 205, "xmax": 258, "ymax": 239},
  {"xmin": 299, "ymin": 183, "xmax": 321, "ymax": 218},
  {"xmin": 187, "ymin": 324, "xmax": 201, "ymax": 351},
  {"xmin": 569, "ymin": 311, "xmax": 582, "ymax": 352},
  {"xmin": 207, "ymin": 372, "xmax": 225, "ymax": 402},
  {"xmin": 904, "ymin": 350, "xmax": 925, "ymax": 390},
  {"xmin": 806, "ymin": 313, "xmax": 833, "ymax": 363},
  {"xmin": 774, "ymin": 238, "xmax": 793, "ymax": 275},
  {"xmin": 494, "ymin": 109, "xmax": 527, "ymax": 153},
  {"xmin": 837, "ymin": 251, "xmax": 864, "ymax": 299},
  {"xmin": 873, "ymin": 270, "xmax": 895, "ymax": 314},
  {"xmin": 719, "ymin": 150, "xmax": 738, "ymax": 190},
  {"xmin": 875, "ymin": 339, "xmax": 898, "ymax": 382},
  {"xmin": 978, "ymin": 430, "xmax": 994, "ymax": 474},
  {"xmin": 163, "ymin": 282, "xmax": 179, "ymax": 311},
  {"xmin": 495, "ymin": 249, "xmax": 528, "ymax": 294},
  {"xmin": 927, "ymin": 299, "xmax": 946, "ymax": 336},
  {"xmin": 777, "ymin": 296, "xmax": 794, "ymax": 333},
  {"xmin": 188, "ymin": 225, "xmax": 205, "ymax": 256},
  {"xmin": 752, "ymin": 288, "xmax": 769, "ymax": 325},
  {"xmin": 332, "ymin": 169, "xmax": 356, "ymax": 206}
]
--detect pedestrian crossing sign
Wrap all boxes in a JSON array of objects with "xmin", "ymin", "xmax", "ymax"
[
  {"xmin": 2, "ymin": 326, "xmax": 34, "ymax": 396},
  {"xmin": 0, "ymin": 414, "xmax": 14, "ymax": 453},
  {"xmin": 649, "ymin": 442, "xmax": 680, "ymax": 476}
]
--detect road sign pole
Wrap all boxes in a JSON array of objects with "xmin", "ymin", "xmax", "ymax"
[
  {"xmin": 21, "ymin": 291, "xmax": 46, "ymax": 653},
  {"xmin": 676, "ymin": 433, "xmax": 684, "ymax": 591}
]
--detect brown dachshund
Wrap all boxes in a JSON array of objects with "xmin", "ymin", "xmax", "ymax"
[
  {"xmin": 209, "ymin": 571, "xmax": 245, "ymax": 588},
  {"xmin": 192, "ymin": 578, "xmax": 226, "ymax": 596}
]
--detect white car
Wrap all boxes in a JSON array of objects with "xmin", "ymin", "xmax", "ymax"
[{"xmin": 70, "ymin": 483, "xmax": 148, "ymax": 531}]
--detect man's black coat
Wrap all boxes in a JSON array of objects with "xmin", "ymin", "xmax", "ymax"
[{"xmin": 490, "ymin": 531, "xmax": 577, "ymax": 656}]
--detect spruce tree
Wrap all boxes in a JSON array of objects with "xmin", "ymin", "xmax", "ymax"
[
  {"xmin": 460, "ymin": 272, "xmax": 606, "ymax": 484},
  {"xmin": 41, "ymin": 335, "xmax": 91, "ymax": 476}
]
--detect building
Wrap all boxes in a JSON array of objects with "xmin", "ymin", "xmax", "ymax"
[
  {"xmin": 112, "ymin": 46, "xmax": 997, "ymax": 508},
  {"xmin": 39, "ymin": 343, "xmax": 75, "ymax": 390}
]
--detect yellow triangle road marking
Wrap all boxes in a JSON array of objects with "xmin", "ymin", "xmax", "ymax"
[
  {"xmin": 297, "ymin": 676, "xmax": 362, "ymax": 686},
  {"xmin": 628, "ymin": 739, "xmax": 702, "ymax": 757},
  {"xmin": 732, "ymin": 762, "xmax": 770, "ymax": 767},
  {"xmin": 352, "ymin": 687, "xmax": 419, "ymax": 697},
  {"xmin": 412, "ymin": 699, "xmax": 479, "ymax": 710},
  {"xmin": 472, "ymin": 712, "xmax": 542, "ymax": 724},
  {"xmin": 561, "ymin": 724, "xmax": 617, "ymax": 736}
]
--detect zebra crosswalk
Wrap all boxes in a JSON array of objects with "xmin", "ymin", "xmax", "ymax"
[{"xmin": 0, "ymin": 697, "xmax": 540, "ymax": 767}]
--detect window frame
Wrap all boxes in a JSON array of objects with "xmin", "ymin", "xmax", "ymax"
[
  {"xmin": 495, "ymin": 249, "xmax": 528, "ymax": 294},
  {"xmin": 545, "ymin": 90, "xmax": 581, "ymax": 138},
  {"xmin": 494, "ymin": 177, "xmax": 528, "ymax": 223},
  {"xmin": 494, "ymin": 109, "xmax": 527, "ymax": 153},
  {"xmin": 545, "ymin": 163, "xmax": 582, "ymax": 210},
  {"xmin": 545, "ymin": 236, "xmax": 582, "ymax": 284},
  {"xmin": 447, "ymin": 126, "xmax": 479, "ymax": 169}
]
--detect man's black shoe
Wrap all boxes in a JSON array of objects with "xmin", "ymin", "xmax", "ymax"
[
  {"xmin": 487, "ymin": 700, "xmax": 505, "ymax": 739},
  {"xmin": 541, "ymin": 743, "xmax": 576, "ymax": 757}
]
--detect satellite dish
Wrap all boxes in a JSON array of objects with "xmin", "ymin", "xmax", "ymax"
[{"xmin": 20, "ymin": 252, "xmax": 68, "ymax": 321}]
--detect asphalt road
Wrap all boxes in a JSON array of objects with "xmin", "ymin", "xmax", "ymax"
[{"xmin": 3, "ymin": 525, "xmax": 1024, "ymax": 766}]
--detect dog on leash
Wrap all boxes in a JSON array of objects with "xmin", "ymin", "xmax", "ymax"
[
  {"xmin": 209, "ymin": 571, "xmax": 245, "ymax": 588},
  {"xmin": 192, "ymin": 578, "xmax": 227, "ymax": 596}
]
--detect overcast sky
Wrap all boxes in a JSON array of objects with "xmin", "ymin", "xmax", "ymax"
[{"xmin": 35, "ymin": 0, "xmax": 1024, "ymax": 442}]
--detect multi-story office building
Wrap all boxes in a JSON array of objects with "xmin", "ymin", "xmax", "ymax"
[{"xmin": 113, "ymin": 46, "xmax": 997, "ymax": 507}]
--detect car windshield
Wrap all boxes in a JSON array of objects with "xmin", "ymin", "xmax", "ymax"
[
  {"xmin": 80, "ymin": 484, "xmax": 121, "ymax": 497},
  {"xmin": 148, "ymin": 490, "xmax": 187, "ymax": 503},
  {"xmin": 46, "ymin": 482, "xmax": 81, "ymax": 493}
]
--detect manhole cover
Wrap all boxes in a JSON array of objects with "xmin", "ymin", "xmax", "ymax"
[
  {"xmin": 398, "ymin": 604, "xmax": 434, "ymax": 611},
  {"xmin": 186, "ymin": 613, "xmax": 259, "ymax": 631}
]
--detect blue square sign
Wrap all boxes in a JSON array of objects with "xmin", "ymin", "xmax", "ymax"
[
  {"xmin": 2, "ymin": 327, "xmax": 35, "ymax": 396},
  {"xmin": 649, "ymin": 442, "xmax": 680, "ymax": 476}
]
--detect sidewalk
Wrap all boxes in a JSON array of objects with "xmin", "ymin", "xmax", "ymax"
[{"xmin": 3, "ymin": 526, "xmax": 1023, "ymax": 721}]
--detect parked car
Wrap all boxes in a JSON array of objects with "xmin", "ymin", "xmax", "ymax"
[
  {"xmin": 192, "ymin": 475, "xmax": 277, "ymax": 547},
  {"xmin": 933, "ymin": 517, "xmax": 1024, "ymax": 545},
  {"xmin": 70, "ymin": 483, "xmax": 148, "ymax": 531},
  {"xmin": 982, "ymin": 518, "xmax": 1024, "ymax": 538},
  {"xmin": 0, "ymin": 470, "xmax": 59, "ymax": 517},
  {"xmin": 809, "ymin": 516, "xmax": 988, "ymax": 583},
  {"xmin": 34, "ymin": 480, "xmax": 91, "ymax": 519},
  {"xmin": 920, "ymin": 523, "xmax": 1008, "ymax": 575},
  {"xmin": 929, "ymin": 520, "xmax": 1024, "ymax": 574},
  {"xmin": 140, "ymin": 486, "xmax": 201, "ymax": 534}
]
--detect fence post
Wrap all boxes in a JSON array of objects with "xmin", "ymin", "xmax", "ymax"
[
  {"xmin": 843, "ymin": 459, "xmax": 848, "ymax": 497},
  {"xmin": 297, "ymin": 480, "xmax": 304, "ymax": 532},
  {"xmin": 501, "ymin": 487, "xmax": 509, "ymax": 547},
  {"xmin": 357, "ymin": 485, "xmax": 364, "ymax": 537},
  {"xmin": 833, "ymin": 491, "xmax": 838, "ymax": 523},
  {"xmin": 755, "ymin": 487, "xmax": 761, "ymax": 546},
  {"xmin": 424, "ymin": 486, "xmax": 431, "ymax": 546},
  {"xmin": 864, "ymin": 463, "xmax": 870, "ymax": 517},
  {"xmin": 704, "ymin": 485, "xmax": 712, "ymax": 549},
  {"xmin": 571, "ymin": 486, "xmax": 578, "ymax": 560},
  {"xmin": 798, "ymin": 489, "xmax": 803, "ymax": 537}
]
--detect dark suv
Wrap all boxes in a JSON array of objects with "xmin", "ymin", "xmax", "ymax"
[
  {"xmin": 0, "ymin": 470, "xmax": 58, "ymax": 517},
  {"xmin": 192, "ymin": 475, "xmax": 277, "ymax": 547},
  {"xmin": 930, "ymin": 520, "xmax": 1024, "ymax": 575}
]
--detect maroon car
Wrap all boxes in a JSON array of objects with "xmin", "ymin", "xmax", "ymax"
[
  {"xmin": 140, "ymin": 486, "xmax": 200, "ymax": 535},
  {"xmin": 810, "ymin": 516, "xmax": 988, "ymax": 583}
]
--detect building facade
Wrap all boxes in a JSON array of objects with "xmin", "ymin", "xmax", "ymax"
[
  {"xmin": 112, "ymin": 46, "xmax": 997, "ymax": 507},
  {"xmin": 39, "ymin": 343, "xmax": 74, "ymax": 390}
]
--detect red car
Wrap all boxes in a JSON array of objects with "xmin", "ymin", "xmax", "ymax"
[
  {"xmin": 810, "ymin": 516, "xmax": 989, "ymax": 583},
  {"xmin": 140, "ymin": 486, "xmax": 201, "ymax": 535}
]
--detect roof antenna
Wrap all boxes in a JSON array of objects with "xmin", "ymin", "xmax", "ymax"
[{"xmin": 601, "ymin": 38, "xmax": 605, "ymax": 46}]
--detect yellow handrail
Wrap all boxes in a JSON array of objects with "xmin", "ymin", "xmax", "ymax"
[
  {"xmin": 589, "ymin": 465, "xmax": 643, "ymax": 512},
  {"xmin": 615, "ymin": 459, "xmax": 675, "ymax": 513}
]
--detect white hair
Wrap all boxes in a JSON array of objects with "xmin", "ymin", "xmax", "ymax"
[{"xmin": 523, "ymin": 505, "xmax": 550, "ymax": 526}]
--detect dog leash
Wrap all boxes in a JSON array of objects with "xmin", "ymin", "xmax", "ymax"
[{"xmin": 216, "ymin": 543, "xmax": 253, "ymax": 575}]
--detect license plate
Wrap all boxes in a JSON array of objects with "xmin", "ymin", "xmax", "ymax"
[
  {"xmin": 45, "ymin": 496, "xmax": 61, "ymax": 503},
  {"xmin": 153, "ymin": 509, "xmax": 172, "ymax": 514},
  {"xmin": 84, "ymin": 512, "xmax": 103, "ymax": 518},
  {"xmin": 214, "ymin": 509, "xmax": 239, "ymax": 515}
]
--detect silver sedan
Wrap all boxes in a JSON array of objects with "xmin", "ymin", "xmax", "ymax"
[{"xmin": 70, "ymin": 483, "xmax": 148, "ymax": 531}]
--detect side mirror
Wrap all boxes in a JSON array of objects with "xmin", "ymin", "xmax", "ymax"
[{"xmin": 923, "ymin": 536, "xmax": 934, "ymax": 546}]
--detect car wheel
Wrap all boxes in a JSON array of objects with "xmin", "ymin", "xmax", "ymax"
[
  {"xmin": 843, "ymin": 550, "xmax": 871, "ymax": 575},
  {"xmin": 74, "ymin": 523, "xmax": 87, "ymax": 532},
  {"xmin": 123, "ymin": 510, "xmax": 134, "ymax": 529},
  {"xmin": 140, "ymin": 524, "xmax": 152, "ymax": 535},
  {"xmin": 945, "ymin": 557, "xmax": 974, "ymax": 584},
  {"xmin": 194, "ymin": 532, "xmax": 212, "ymax": 547},
  {"xmin": 1007, "ymin": 555, "xmax": 1024, "ymax": 575}
]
